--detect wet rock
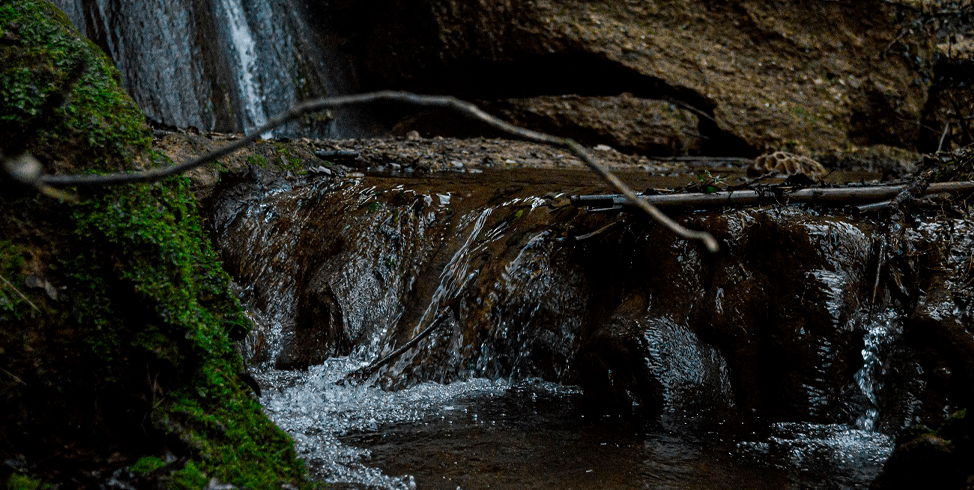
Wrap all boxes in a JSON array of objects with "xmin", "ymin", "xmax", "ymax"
[
  {"xmin": 694, "ymin": 210, "xmax": 875, "ymax": 421},
  {"xmin": 205, "ymin": 164, "xmax": 901, "ymax": 422},
  {"xmin": 198, "ymin": 135, "xmax": 974, "ymax": 437},
  {"xmin": 483, "ymin": 94, "xmax": 703, "ymax": 155},
  {"xmin": 275, "ymin": 283, "xmax": 350, "ymax": 370},
  {"xmin": 871, "ymin": 416, "xmax": 973, "ymax": 490}
]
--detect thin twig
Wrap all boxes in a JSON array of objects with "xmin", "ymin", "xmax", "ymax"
[
  {"xmin": 1, "ymin": 367, "xmax": 26, "ymax": 386},
  {"xmin": 555, "ymin": 220, "xmax": 625, "ymax": 244},
  {"xmin": 37, "ymin": 91, "xmax": 719, "ymax": 252},
  {"xmin": 871, "ymin": 239, "xmax": 886, "ymax": 307},
  {"xmin": 345, "ymin": 311, "xmax": 451, "ymax": 383},
  {"xmin": 0, "ymin": 273, "xmax": 39, "ymax": 312},
  {"xmin": 938, "ymin": 121, "xmax": 951, "ymax": 153}
]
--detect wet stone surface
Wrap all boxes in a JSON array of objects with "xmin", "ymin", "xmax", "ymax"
[{"xmin": 180, "ymin": 134, "xmax": 974, "ymax": 488}]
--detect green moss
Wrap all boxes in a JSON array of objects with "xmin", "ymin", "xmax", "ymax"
[
  {"xmin": 168, "ymin": 462, "xmax": 208, "ymax": 489},
  {"xmin": 130, "ymin": 456, "xmax": 166, "ymax": 474},
  {"xmin": 0, "ymin": 240, "xmax": 29, "ymax": 320},
  {"xmin": 5, "ymin": 474, "xmax": 43, "ymax": 490},
  {"xmin": 245, "ymin": 154, "xmax": 268, "ymax": 168},
  {"xmin": 271, "ymin": 141, "xmax": 306, "ymax": 173},
  {"xmin": 0, "ymin": 0, "xmax": 151, "ymax": 168},
  {"xmin": 0, "ymin": 2, "xmax": 314, "ymax": 488}
]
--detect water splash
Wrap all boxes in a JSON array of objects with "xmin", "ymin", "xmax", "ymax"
[
  {"xmin": 853, "ymin": 310, "xmax": 901, "ymax": 430},
  {"xmin": 257, "ymin": 358, "xmax": 510, "ymax": 488},
  {"xmin": 737, "ymin": 422, "xmax": 893, "ymax": 486}
]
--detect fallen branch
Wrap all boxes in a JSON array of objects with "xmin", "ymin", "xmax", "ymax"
[
  {"xmin": 572, "ymin": 181, "xmax": 974, "ymax": 210},
  {"xmin": 33, "ymin": 91, "xmax": 719, "ymax": 252}
]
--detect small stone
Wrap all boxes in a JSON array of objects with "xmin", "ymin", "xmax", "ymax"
[
  {"xmin": 3, "ymin": 153, "xmax": 42, "ymax": 185},
  {"xmin": 406, "ymin": 130, "xmax": 421, "ymax": 141},
  {"xmin": 24, "ymin": 274, "xmax": 57, "ymax": 301}
]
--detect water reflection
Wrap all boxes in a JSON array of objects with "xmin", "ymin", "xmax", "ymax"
[{"xmin": 260, "ymin": 362, "xmax": 892, "ymax": 489}]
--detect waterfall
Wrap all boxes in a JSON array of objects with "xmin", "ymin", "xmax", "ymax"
[
  {"xmin": 412, "ymin": 206, "xmax": 492, "ymax": 336},
  {"xmin": 50, "ymin": 0, "xmax": 346, "ymax": 136},
  {"xmin": 854, "ymin": 313, "xmax": 899, "ymax": 430},
  {"xmin": 215, "ymin": 0, "xmax": 268, "ymax": 133}
]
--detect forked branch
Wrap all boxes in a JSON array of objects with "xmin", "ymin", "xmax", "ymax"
[{"xmin": 31, "ymin": 91, "xmax": 720, "ymax": 252}]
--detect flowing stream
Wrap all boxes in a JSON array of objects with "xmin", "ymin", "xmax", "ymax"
[
  {"xmin": 257, "ymin": 363, "xmax": 893, "ymax": 489},
  {"xmin": 206, "ymin": 168, "xmax": 921, "ymax": 489}
]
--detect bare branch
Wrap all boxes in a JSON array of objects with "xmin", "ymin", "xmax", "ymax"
[
  {"xmin": 35, "ymin": 91, "xmax": 720, "ymax": 252},
  {"xmin": 1, "ymin": 367, "xmax": 26, "ymax": 386},
  {"xmin": 0, "ymin": 273, "xmax": 39, "ymax": 313}
]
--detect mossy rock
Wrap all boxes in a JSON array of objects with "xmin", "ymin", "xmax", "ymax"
[
  {"xmin": 872, "ymin": 409, "xmax": 972, "ymax": 490},
  {"xmin": 0, "ymin": 1, "xmax": 313, "ymax": 487}
]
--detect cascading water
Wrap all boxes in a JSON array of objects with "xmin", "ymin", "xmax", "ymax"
[
  {"xmin": 203, "ymin": 164, "xmax": 923, "ymax": 489},
  {"xmin": 854, "ymin": 310, "xmax": 903, "ymax": 431},
  {"xmin": 214, "ymin": 0, "xmax": 268, "ymax": 133},
  {"xmin": 52, "ymin": 0, "xmax": 345, "ymax": 135}
]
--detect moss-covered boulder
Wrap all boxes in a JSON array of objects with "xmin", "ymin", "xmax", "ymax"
[
  {"xmin": 0, "ymin": 1, "xmax": 313, "ymax": 487},
  {"xmin": 871, "ymin": 410, "xmax": 973, "ymax": 490}
]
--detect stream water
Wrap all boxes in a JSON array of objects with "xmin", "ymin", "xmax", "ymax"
[
  {"xmin": 256, "ymin": 359, "xmax": 892, "ymax": 489},
  {"xmin": 209, "ymin": 168, "xmax": 914, "ymax": 489}
]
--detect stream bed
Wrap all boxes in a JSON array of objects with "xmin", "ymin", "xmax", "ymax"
[{"xmin": 257, "ymin": 359, "xmax": 893, "ymax": 489}]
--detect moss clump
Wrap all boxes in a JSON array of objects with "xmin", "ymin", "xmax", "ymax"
[
  {"xmin": 169, "ymin": 462, "xmax": 208, "ymax": 490},
  {"xmin": 130, "ymin": 456, "xmax": 166, "ymax": 474},
  {"xmin": 5, "ymin": 473, "xmax": 44, "ymax": 490},
  {"xmin": 873, "ymin": 409, "xmax": 972, "ymax": 490},
  {"xmin": 0, "ymin": 1, "xmax": 150, "ymax": 170},
  {"xmin": 0, "ymin": 1, "xmax": 314, "ymax": 488}
]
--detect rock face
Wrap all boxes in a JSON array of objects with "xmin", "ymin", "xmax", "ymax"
[
  {"xmin": 338, "ymin": 0, "xmax": 935, "ymax": 156},
  {"xmin": 484, "ymin": 94, "xmax": 704, "ymax": 155},
  {"xmin": 51, "ymin": 0, "xmax": 945, "ymax": 159}
]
